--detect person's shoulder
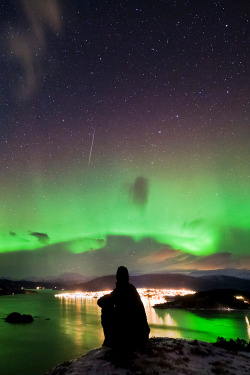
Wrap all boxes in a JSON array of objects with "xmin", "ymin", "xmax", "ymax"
[
  {"xmin": 128, "ymin": 283, "xmax": 138, "ymax": 293},
  {"xmin": 128, "ymin": 282, "xmax": 136, "ymax": 289}
]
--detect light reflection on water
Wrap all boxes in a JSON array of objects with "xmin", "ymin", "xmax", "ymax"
[
  {"xmin": 141, "ymin": 296, "xmax": 181, "ymax": 338},
  {"xmin": 57, "ymin": 296, "xmax": 104, "ymax": 348},
  {"xmin": 56, "ymin": 291, "xmax": 250, "ymax": 344},
  {"xmin": 0, "ymin": 290, "xmax": 249, "ymax": 375},
  {"xmin": 245, "ymin": 316, "xmax": 250, "ymax": 340},
  {"xmin": 57, "ymin": 291, "xmax": 250, "ymax": 345},
  {"xmin": 58, "ymin": 297, "xmax": 85, "ymax": 345}
]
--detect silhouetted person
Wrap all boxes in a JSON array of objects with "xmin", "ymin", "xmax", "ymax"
[{"xmin": 97, "ymin": 266, "xmax": 150, "ymax": 351}]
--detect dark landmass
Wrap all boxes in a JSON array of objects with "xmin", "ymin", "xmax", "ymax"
[
  {"xmin": 0, "ymin": 278, "xmax": 61, "ymax": 295},
  {"xmin": 5, "ymin": 312, "xmax": 34, "ymax": 323},
  {"xmin": 1, "ymin": 273, "xmax": 250, "ymax": 296},
  {"xmin": 26, "ymin": 272, "xmax": 92, "ymax": 285},
  {"xmin": 68, "ymin": 273, "xmax": 250, "ymax": 292},
  {"xmin": 153, "ymin": 289, "xmax": 250, "ymax": 310},
  {"xmin": 0, "ymin": 287, "xmax": 37, "ymax": 296}
]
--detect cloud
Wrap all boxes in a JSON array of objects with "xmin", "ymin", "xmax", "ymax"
[
  {"xmin": 181, "ymin": 252, "xmax": 233, "ymax": 271},
  {"xmin": 139, "ymin": 247, "xmax": 182, "ymax": 264},
  {"xmin": 8, "ymin": 0, "xmax": 62, "ymax": 98},
  {"xmin": 30, "ymin": 232, "xmax": 50, "ymax": 244},
  {"xmin": 130, "ymin": 176, "xmax": 149, "ymax": 207},
  {"xmin": 144, "ymin": 250, "xmax": 250, "ymax": 273},
  {"xmin": 22, "ymin": 0, "xmax": 62, "ymax": 41},
  {"xmin": 137, "ymin": 246, "xmax": 250, "ymax": 273},
  {"xmin": 1, "ymin": 233, "xmax": 250, "ymax": 279}
]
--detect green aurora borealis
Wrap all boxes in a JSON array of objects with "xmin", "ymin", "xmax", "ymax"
[
  {"xmin": 1, "ymin": 129, "xmax": 249, "ymax": 259},
  {"xmin": 0, "ymin": 0, "xmax": 249, "ymax": 277}
]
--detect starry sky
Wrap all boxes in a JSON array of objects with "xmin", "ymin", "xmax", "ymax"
[{"xmin": 0, "ymin": 0, "xmax": 249, "ymax": 279}]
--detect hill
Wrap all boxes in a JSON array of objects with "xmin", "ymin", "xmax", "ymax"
[
  {"xmin": 2, "ymin": 273, "xmax": 250, "ymax": 296},
  {"xmin": 68, "ymin": 273, "xmax": 250, "ymax": 292},
  {"xmin": 0, "ymin": 278, "xmax": 58, "ymax": 295}
]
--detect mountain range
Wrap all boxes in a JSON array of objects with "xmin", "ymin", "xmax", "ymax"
[
  {"xmin": 1, "ymin": 270, "xmax": 250, "ymax": 294},
  {"xmin": 68, "ymin": 273, "xmax": 250, "ymax": 292}
]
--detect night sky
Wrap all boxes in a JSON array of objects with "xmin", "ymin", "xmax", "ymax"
[{"xmin": 0, "ymin": 0, "xmax": 249, "ymax": 279}]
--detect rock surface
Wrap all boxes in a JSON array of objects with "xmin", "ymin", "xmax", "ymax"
[
  {"xmin": 4, "ymin": 312, "xmax": 34, "ymax": 323},
  {"xmin": 47, "ymin": 337, "xmax": 250, "ymax": 375}
]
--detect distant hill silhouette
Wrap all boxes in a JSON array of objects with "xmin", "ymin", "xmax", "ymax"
[
  {"xmin": 26, "ymin": 272, "xmax": 92, "ymax": 285},
  {"xmin": 190, "ymin": 268, "xmax": 250, "ymax": 279},
  {"xmin": 2, "ymin": 273, "xmax": 250, "ymax": 295},
  {"xmin": 68, "ymin": 273, "xmax": 250, "ymax": 292},
  {"xmin": 0, "ymin": 278, "xmax": 57, "ymax": 295}
]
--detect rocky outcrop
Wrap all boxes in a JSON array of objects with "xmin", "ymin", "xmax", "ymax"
[
  {"xmin": 5, "ymin": 312, "xmax": 34, "ymax": 323},
  {"xmin": 46, "ymin": 337, "xmax": 250, "ymax": 375}
]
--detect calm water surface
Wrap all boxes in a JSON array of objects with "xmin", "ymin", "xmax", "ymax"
[{"xmin": 0, "ymin": 290, "xmax": 249, "ymax": 375}]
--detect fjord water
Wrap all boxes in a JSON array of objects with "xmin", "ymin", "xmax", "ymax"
[{"xmin": 0, "ymin": 290, "xmax": 249, "ymax": 375}]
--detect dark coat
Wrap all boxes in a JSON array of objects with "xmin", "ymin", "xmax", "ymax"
[{"xmin": 98, "ymin": 282, "xmax": 150, "ymax": 349}]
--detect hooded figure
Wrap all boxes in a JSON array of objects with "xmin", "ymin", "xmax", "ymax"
[{"xmin": 98, "ymin": 266, "xmax": 150, "ymax": 350}]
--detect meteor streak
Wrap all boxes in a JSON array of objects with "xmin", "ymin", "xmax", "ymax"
[{"xmin": 88, "ymin": 128, "xmax": 95, "ymax": 165}]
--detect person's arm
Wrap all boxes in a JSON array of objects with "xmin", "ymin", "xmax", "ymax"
[{"xmin": 97, "ymin": 293, "xmax": 114, "ymax": 308}]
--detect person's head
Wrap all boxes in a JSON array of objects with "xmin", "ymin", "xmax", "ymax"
[{"xmin": 116, "ymin": 266, "xmax": 129, "ymax": 284}]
